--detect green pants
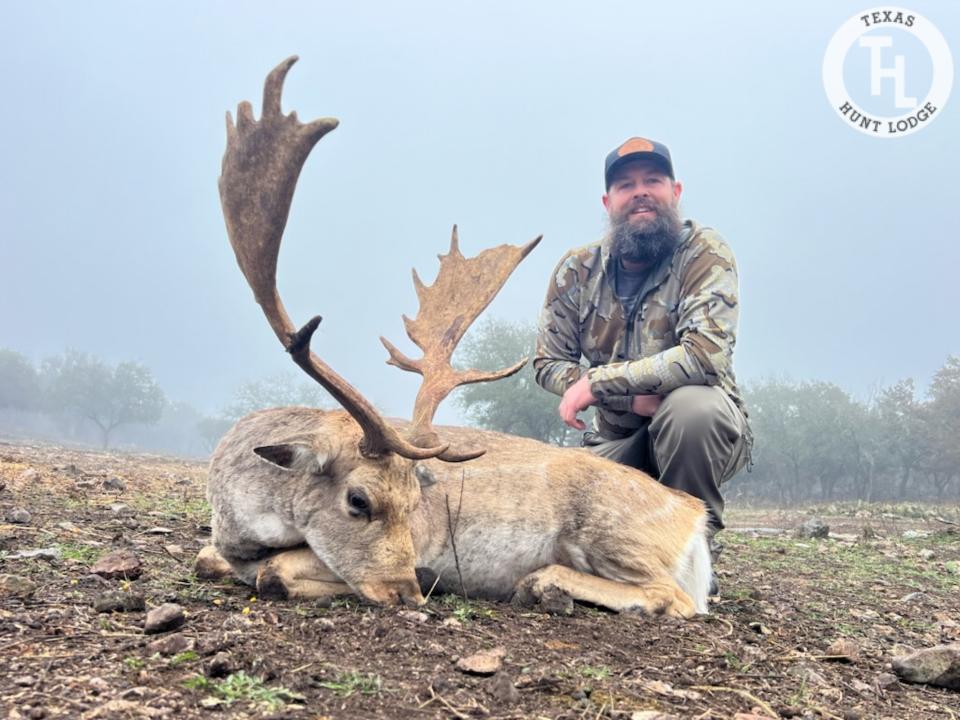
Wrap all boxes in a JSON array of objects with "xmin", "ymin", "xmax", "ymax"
[{"xmin": 583, "ymin": 386, "xmax": 750, "ymax": 532}]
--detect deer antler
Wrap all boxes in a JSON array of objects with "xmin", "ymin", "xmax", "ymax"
[
  {"xmin": 218, "ymin": 56, "xmax": 447, "ymax": 460},
  {"xmin": 381, "ymin": 226, "xmax": 542, "ymax": 461}
]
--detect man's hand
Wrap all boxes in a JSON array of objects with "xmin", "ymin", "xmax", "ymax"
[
  {"xmin": 631, "ymin": 394, "xmax": 662, "ymax": 417},
  {"xmin": 559, "ymin": 375, "xmax": 596, "ymax": 430}
]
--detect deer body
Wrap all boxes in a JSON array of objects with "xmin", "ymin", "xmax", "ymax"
[{"xmin": 208, "ymin": 407, "xmax": 710, "ymax": 615}]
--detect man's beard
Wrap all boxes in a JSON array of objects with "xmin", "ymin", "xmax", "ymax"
[{"xmin": 607, "ymin": 199, "xmax": 683, "ymax": 265}]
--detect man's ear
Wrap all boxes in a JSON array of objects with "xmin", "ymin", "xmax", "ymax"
[
  {"xmin": 602, "ymin": 193, "xmax": 611, "ymax": 211},
  {"xmin": 253, "ymin": 443, "xmax": 330, "ymax": 474},
  {"xmin": 672, "ymin": 179, "xmax": 683, "ymax": 202}
]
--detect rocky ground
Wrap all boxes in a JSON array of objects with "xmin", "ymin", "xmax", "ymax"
[{"xmin": 1, "ymin": 440, "xmax": 958, "ymax": 719}]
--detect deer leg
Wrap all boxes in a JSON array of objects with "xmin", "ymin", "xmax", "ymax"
[
  {"xmin": 513, "ymin": 564, "xmax": 698, "ymax": 619},
  {"xmin": 254, "ymin": 546, "xmax": 353, "ymax": 602}
]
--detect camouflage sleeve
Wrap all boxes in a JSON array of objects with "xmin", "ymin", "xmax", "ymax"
[
  {"xmin": 586, "ymin": 231, "xmax": 739, "ymax": 398},
  {"xmin": 534, "ymin": 252, "xmax": 584, "ymax": 398},
  {"xmin": 534, "ymin": 253, "xmax": 632, "ymax": 412}
]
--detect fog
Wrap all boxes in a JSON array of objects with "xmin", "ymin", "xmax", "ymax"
[{"xmin": 2, "ymin": 0, "xmax": 957, "ymax": 426}]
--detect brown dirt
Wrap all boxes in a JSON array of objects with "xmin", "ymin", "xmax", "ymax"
[{"xmin": 1, "ymin": 440, "xmax": 958, "ymax": 719}]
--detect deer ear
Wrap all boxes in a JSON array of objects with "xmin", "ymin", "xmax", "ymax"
[{"xmin": 254, "ymin": 443, "xmax": 329, "ymax": 474}]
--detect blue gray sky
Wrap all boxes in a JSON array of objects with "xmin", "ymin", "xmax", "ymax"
[{"xmin": 2, "ymin": 1, "xmax": 957, "ymax": 423}]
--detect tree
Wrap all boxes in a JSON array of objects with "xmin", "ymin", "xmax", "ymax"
[
  {"xmin": 0, "ymin": 348, "xmax": 42, "ymax": 411},
  {"xmin": 876, "ymin": 379, "xmax": 924, "ymax": 499},
  {"xmin": 922, "ymin": 356, "xmax": 960, "ymax": 500},
  {"xmin": 453, "ymin": 318, "xmax": 573, "ymax": 446},
  {"xmin": 41, "ymin": 350, "xmax": 166, "ymax": 448}
]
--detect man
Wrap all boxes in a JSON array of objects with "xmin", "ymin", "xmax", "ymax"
[{"xmin": 534, "ymin": 137, "xmax": 752, "ymax": 563}]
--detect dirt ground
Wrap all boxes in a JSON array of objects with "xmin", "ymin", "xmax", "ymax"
[{"xmin": 1, "ymin": 441, "xmax": 958, "ymax": 720}]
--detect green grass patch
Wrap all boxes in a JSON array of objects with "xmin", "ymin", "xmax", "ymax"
[
  {"xmin": 579, "ymin": 665, "xmax": 611, "ymax": 680},
  {"xmin": 184, "ymin": 671, "xmax": 304, "ymax": 710},
  {"xmin": 317, "ymin": 671, "xmax": 383, "ymax": 697},
  {"xmin": 437, "ymin": 594, "xmax": 497, "ymax": 622},
  {"xmin": 170, "ymin": 650, "xmax": 200, "ymax": 666},
  {"xmin": 56, "ymin": 542, "xmax": 101, "ymax": 564}
]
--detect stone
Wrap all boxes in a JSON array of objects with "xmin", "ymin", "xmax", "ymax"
[
  {"xmin": 110, "ymin": 503, "xmax": 133, "ymax": 516},
  {"xmin": 207, "ymin": 652, "xmax": 233, "ymax": 678},
  {"xmin": 13, "ymin": 675, "xmax": 37, "ymax": 687},
  {"xmin": 917, "ymin": 548, "xmax": 935, "ymax": 561},
  {"xmin": 17, "ymin": 469, "xmax": 40, "ymax": 483},
  {"xmin": 147, "ymin": 632, "xmax": 194, "ymax": 656},
  {"xmin": 899, "ymin": 591, "xmax": 924, "ymax": 603},
  {"xmin": 88, "ymin": 677, "xmax": 111, "ymax": 695},
  {"xmin": 456, "ymin": 646, "xmax": 506, "ymax": 675},
  {"xmin": 144, "ymin": 603, "xmax": 185, "ymax": 634},
  {"xmin": 0, "ymin": 574, "xmax": 37, "ymax": 598},
  {"xmin": 825, "ymin": 638, "xmax": 860, "ymax": 663},
  {"xmin": 6, "ymin": 508, "xmax": 32, "ymax": 524},
  {"xmin": 794, "ymin": 518, "xmax": 829, "ymax": 539},
  {"xmin": 875, "ymin": 672, "xmax": 900, "ymax": 691},
  {"xmin": 397, "ymin": 610, "xmax": 429, "ymax": 623},
  {"xmin": 630, "ymin": 713, "xmax": 681, "ymax": 720},
  {"xmin": 489, "ymin": 671, "xmax": 520, "ymax": 705},
  {"xmin": 9, "ymin": 547, "xmax": 61, "ymax": 561},
  {"xmin": 194, "ymin": 545, "xmax": 233, "ymax": 580},
  {"xmin": 91, "ymin": 549, "xmax": 143, "ymax": 580},
  {"xmin": 901, "ymin": 530, "xmax": 930, "ymax": 539},
  {"xmin": 93, "ymin": 591, "xmax": 146, "ymax": 613},
  {"xmin": 102, "ymin": 477, "xmax": 126, "ymax": 492},
  {"xmin": 892, "ymin": 643, "xmax": 960, "ymax": 690}
]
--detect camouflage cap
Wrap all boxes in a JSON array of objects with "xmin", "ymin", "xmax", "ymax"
[{"xmin": 604, "ymin": 137, "xmax": 674, "ymax": 188}]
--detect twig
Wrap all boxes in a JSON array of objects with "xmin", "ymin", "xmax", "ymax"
[
  {"xmin": 935, "ymin": 516, "xmax": 959, "ymax": 527},
  {"xmin": 690, "ymin": 685, "xmax": 778, "ymax": 719},
  {"xmin": 419, "ymin": 686, "xmax": 470, "ymax": 720},
  {"xmin": 444, "ymin": 469, "xmax": 468, "ymax": 600},
  {"xmin": 423, "ymin": 567, "xmax": 442, "ymax": 603}
]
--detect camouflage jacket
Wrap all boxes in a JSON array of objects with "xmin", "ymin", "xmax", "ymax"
[{"xmin": 534, "ymin": 219, "xmax": 749, "ymax": 440}]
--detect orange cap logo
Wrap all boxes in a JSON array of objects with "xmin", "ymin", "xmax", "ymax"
[{"xmin": 618, "ymin": 138, "xmax": 654, "ymax": 156}]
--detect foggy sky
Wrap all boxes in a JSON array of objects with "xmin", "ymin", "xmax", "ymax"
[{"xmin": 2, "ymin": 1, "xmax": 957, "ymax": 425}]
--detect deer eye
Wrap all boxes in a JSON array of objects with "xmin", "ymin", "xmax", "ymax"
[{"xmin": 347, "ymin": 489, "xmax": 371, "ymax": 519}]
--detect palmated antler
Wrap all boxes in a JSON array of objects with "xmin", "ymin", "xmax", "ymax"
[
  {"xmin": 381, "ymin": 226, "xmax": 542, "ymax": 461},
  {"xmin": 218, "ymin": 56, "xmax": 447, "ymax": 460}
]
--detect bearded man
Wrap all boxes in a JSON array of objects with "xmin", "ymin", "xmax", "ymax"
[{"xmin": 534, "ymin": 138, "xmax": 752, "ymax": 581}]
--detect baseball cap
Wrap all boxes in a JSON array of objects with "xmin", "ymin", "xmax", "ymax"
[{"xmin": 604, "ymin": 137, "xmax": 674, "ymax": 188}]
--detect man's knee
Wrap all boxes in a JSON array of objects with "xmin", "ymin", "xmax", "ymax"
[{"xmin": 651, "ymin": 386, "xmax": 739, "ymax": 440}]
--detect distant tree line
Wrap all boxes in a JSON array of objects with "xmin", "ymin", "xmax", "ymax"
[
  {"xmin": 452, "ymin": 320, "xmax": 960, "ymax": 504},
  {"xmin": 0, "ymin": 347, "xmax": 330, "ymax": 456},
  {"xmin": 3, "ymin": 334, "xmax": 958, "ymax": 505}
]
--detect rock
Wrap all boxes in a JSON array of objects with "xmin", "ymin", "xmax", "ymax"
[
  {"xmin": 901, "ymin": 530, "xmax": 930, "ymax": 539},
  {"xmin": 899, "ymin": 591, "xmax": 924, "ymax": 603},
  {"xmin": 0, "ymin": 574, "xmax": 37, "ymax": 598},
  {"xmin": 9, "ymin": 547, "xmax": 61, "ymax": 561},
  {"xmin": 918, "ymin": 548, "xmax": 935, "ymax": 561},
  {"xmin": 207, "ymin": 652, "xmax": 233, "ymax": 678},
  {"xmin": 17, "ymin": 469, "xmax": 40, "ymax": 483},
  {"xmin": 147, "ymin": 632, "xmax": 194, "ymax": 656},
  {"xmin": 397, "ymin": 609, "xmax": 429, "ymax": 623},
  {"xmin": 93, "ymin": 591, "xmax": 146, "ymax": 613},
  {"xmin": 6, "ymin": 508, "xmax": 32, "ymax": 524},
  {"xmin": 91, "ymin": 549, "xmax": 143, "ymax": 580},
  {"xmin": 13, "ymin": 675, "xmax": 37, "ymax": 687},
  {"xmin": 488, "ymin": 671, "xmax": 520, "ymax": 705},
  {"xmin": 102, "ymin": 477, "xmax": 126, "ymax": 492},
  {"xmin": 456, "ymin": 646, "xmax": 506, "ymax": 675},
  {"xmin": 794, "ymin": 518, "xmax": 829, "ymax": 539},
  {"xmin": 144, "ymin": 603, "xmax": 185, "ymax": 634},
  {"xmin": 892, "ymin": 643, "xmax": 960, "ymax": 690},
  {"xmin": 110, "ymin": 503, "xmax": 132, "ymax": 516},
  {"xmin": 442, "ymin": 617, "xmax": 462, "ymax": 628},
  {"xmin": 825, "ymin": 638, "xmax": 860, "ymax": 663},
  {"xmin": 875, "ymin": 672, "xmax": 900, "ymax": 691},
  {"xmin": 194, "ymin": 545, "xmax": 233, "ymax": 580},
  {"xmin": 144, "ymin": 527, "xmax": 173, "ymax": 535},
  {"xmin": 630, "ymin": 713, "xmax": 680, "ymax": 720},
  {"xmin": 88, "ymin": 677, "xmax": 111, "ymax": 695}
]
